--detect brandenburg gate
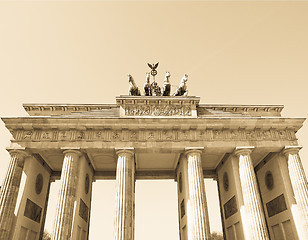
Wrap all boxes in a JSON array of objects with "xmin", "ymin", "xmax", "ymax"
[{"xmin": 0, "ymin": 72, "xmax": 307, "ymax": 240}]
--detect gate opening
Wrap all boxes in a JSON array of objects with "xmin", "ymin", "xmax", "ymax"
[{"xmin": 135, "ymin": 180, "xmax": 179, "ymax": 240}]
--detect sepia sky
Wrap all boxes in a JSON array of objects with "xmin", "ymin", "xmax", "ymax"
[{"xmin": 0, "ymin": 1, "xmax": 308, "ymax": 239}]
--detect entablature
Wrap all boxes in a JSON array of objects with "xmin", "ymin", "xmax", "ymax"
[{"xmin": 2, "ymin": 117, "xmax": 303, "ymax": 150}]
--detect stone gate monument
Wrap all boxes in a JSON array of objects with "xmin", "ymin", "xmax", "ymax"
[{"xmin": 0, "ymin": 73, "xmax": 307, "ymax": 240}]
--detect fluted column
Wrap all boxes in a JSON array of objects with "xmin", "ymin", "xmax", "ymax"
[
  {"xmin": 52, "ymin": 149, "xmax": 81, "ymax": 240},
  {"xmin": 114, "ymin": 148, "xmax": 135, "ymax": 240},
  {"xmin": 235, "ymin": 147, "xmax": 269, "ymax": 240},
  {"xmin": 0, "ymin": 150, "xmax": 27, "ymax": 239},
  {"xmin": 283, "ymin": 146, "xmax": 308, "ymax": 233},
  {"xmin": 185, "ymin": 147, "xmax": 210, "ymax": 240}
]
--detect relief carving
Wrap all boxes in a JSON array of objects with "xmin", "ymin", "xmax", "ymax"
[
  {"xmin": 79, "ymin": 198, "xmax": 89, "ymax": 223},
  {"xmin": 24, "ymin": 199, "xmax": 42, "ymax": 223},
  {"xmin": 224, "ymin": 195, "xmax": 238, "ymax": 219},
  {"xmin": 23, "ymin": 131, "xmax": 33, "ymax": 139},
  {"xmin": 125, "ymin": 105, "xmax": 192, "ymax": 116},
  {"xmin": 266, "ymin": 194, "xmax": 287, "ymax": 217},
  {"xmin": 13, "ymin": 129, "xmax": 297, "ymax": 143},
  {"xmin": 147, "ymin": 131, "xmax": 155, "ymax": 140},
  {"xmin": 76, "ymin": 131, "xmax": 84, "ymax": 140}
]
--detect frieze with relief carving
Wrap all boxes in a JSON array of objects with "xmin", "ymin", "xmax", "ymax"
[
  {"xmin": 124, "ymin": 105, "xmax": 192, "ymax": 116},
  {"xmin": 12, "ymin": 129, "xmax": 297, "ymax": 142}
]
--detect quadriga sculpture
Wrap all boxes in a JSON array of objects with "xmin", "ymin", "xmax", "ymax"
[
  {"xmin": 144, "ymin": 73, "xmax": 152, "ymax": 96},
  {"xmin": 151, "ymin": 81, "xmax": 161, "ymax": 96},
  {"xmin": 173, "ymin": 74, "xmax": 188, "ymax": 96},
  {"xmin": 128, "ymin": 74, "xmax": 141, "ymax": 96},
  {"xmin": 162, "ymin": 72, "xmax": 171, "ymax": 96}
]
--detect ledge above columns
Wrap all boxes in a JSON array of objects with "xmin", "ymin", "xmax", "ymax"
[
  {"xmin": 184, "ymin": 147, "xmax": 204, "ymax": 156},
  {"xmin": 60, "ymin": 147, "xmax": 82, "ymax": 155},
  {"xmin": 282, "ymin": 146, "xmax": 302, "ymax": 155},
  {"xmin": 6, "ymin": 147, "xmax": 29, "ymax": 157},
  {"xmin": 115, "ymin": 147, "xmax": 134, "ymax": 156},
  {"xmin": 234, "ymin": 146, "xmax": 255, "ymax": 156}
]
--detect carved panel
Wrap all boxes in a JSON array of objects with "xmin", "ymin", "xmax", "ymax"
[
  {"xmin": 79, "ymin": 198, "xmax": 89, "ymax": 222},
  {"xmin": 224, "ymin": 195, "xmax": 238, "ymax": 219},
  {"xmin": 13, "ymin": 129, "xmax": 296, "ymax": 143},
  {"xmin": 24, "ymin": 199, "xmax": 42, "ymax": 223},
  {"xmin": 266, "ymin": 194, "xmax": 287, "ymax": 217},
  {"xmin": 124, "ymin": 105, "xmax": 192, "ymax": 116}
]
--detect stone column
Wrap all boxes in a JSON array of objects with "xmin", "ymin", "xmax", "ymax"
[
  {"xmin": 114, "ymin": 148, "xmax": 135, "ymax": 240},
  {"xmin": 185, "ymin": 147, "xmax": 210, "ymax": 240},
  {"xmin": 283, "ymin": 146, "xmax": 308, "ymax": 233},
  {"xmin": 0, "ymin": 150, "xmax": 27, "ymax": 239},
  {"xmin": 235, "ymin": 147, "xmax": 269, "ymax": 240},
  {"xmin": 52, "ymin": 149, "xmax": 81, "ymax": 240}
]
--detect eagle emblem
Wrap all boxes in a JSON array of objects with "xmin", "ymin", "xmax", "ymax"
[{"xmin": 147, "ymin": 62, "xmax": 159, "ymax": 77}]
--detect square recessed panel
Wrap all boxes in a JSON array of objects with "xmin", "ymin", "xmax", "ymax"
[
  {"xmin": 90, "ymin": 153, "xmax": 116, "ymax": 171},
  {"xmin": 136, "ymin": 153, "xmax": 178, "ymax": 171},
  {"xmin": 39, "ymin": 150, "xmax": 63, "ymax": 171},
  {"xmin": 202, "ymin": 153, "xmax": 224, "ymax": 169}
]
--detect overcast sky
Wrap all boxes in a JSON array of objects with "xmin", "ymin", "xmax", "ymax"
[{"xmin": 0, "ymin": 1, "xmax": 308, "ymax": 239}]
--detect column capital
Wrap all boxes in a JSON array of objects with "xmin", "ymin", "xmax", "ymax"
[
  {"xmin": 61, "ymin": 147, "xmax": 82, "ymax": 156},
  {"xmin": 6, "ymin": 148, "xmax": 29, "ymax": 158},
  {"xmin": 115, "ymin": 147, "xmax": 134, "ymax": 156},
  {"xmin": 282, "ymin": 146, "xmax": 302, "ymax": 156},
  {"xmin": 233, "ymin": 146, "xmax": 254, "ymax": 157},
  {"xmin": 185, "ymin": 147, "xmax": 204, "ymax": 156}
]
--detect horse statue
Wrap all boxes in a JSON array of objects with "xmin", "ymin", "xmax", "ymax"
[
  {"xmin": 143, "ymin": 73, "xmax": 152, "ymax": 96},
  {"xmin": 162, "ymin": 72, "xmax": 171, "ymax": 96},
  {"xmin": 128, "ymin": 74, "xmax": 141, "ymax": 96},
  {"xmin": 173, "ymin": 74, "xmax": 188, "ymax": 96}
]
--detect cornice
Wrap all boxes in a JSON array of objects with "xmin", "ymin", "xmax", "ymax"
[
  {"xmin": 198, "ymin": 104, "xmax": 283, "ymax": 117},
  {"xmin": 1, "ymin": 117, "xmax": 305, "ymax": 132},
  {"xmin": 198, "ymin": 104, "xmax": 284, "ymax": 110},
  {"xmin": 22, "ymin": 100, "xmax": 284, "ymax": 118},
  {"xmin": 23, "ymin": 104, "xmax": 118, "ymax": 116}
]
